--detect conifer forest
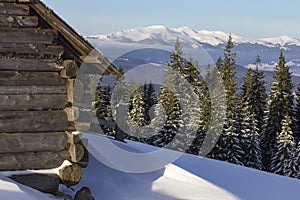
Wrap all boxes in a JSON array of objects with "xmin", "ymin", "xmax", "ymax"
[{"xmin": 94, "ymin": 35, "xmax": 300, "ymax": 179}]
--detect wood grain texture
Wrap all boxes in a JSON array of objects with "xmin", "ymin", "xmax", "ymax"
[
  {"xmin": 0, "ymin": 15, "xmax": 38, "ymax": 27},
  {"xmin": 0, "ymin": 58, "xmax": 63, "ymax": 71},
  {"xmin": 0, "ymin": 94, "xmax": 67, "ymax": 110},
  {"xmin": 0, "ymin": 28, "xmax": 57, "ymax": 44},
  {"xmin": 0, "ymin": 43, "xmax": 64, "ymax": 59},
  {"xmin": 0, "ymin": 132, "xmax": 69, "ymax": 153},
  {"xmin": 0, "ymin": 3, "xmax": 29, "ymax": 15},
  {"xmin": 0, "ymin": 85, "xmax": 67, "ymax": 94},
  {"xmin": 0, "ymin": 110, "xmax": 69, "ymax": 133},
  {"xmin": 0, "ymin": 71, "xmax": 65, "ymax": 86},
  {"xmin": 0, "ymin": 150, "xmax": 70, "ymax": 170}
]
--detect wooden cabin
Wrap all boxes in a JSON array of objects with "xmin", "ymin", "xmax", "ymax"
[{"xmin": 0, "ymin": 0, "xmax": 118, "ymax": 193}]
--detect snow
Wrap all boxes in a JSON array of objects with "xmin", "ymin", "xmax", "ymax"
[
  {"xmin": 0, "ymin": 175, "xmax": 58, "ymax": 200},
  {"xmin": 1, "ymin": 133, "xmax": 300, "ymax": 199},
  {"xmin": 89, "ymin": 25, "xmax": 300, "ymax": 48},
  {"xmin": 74, "ymin": 133, "xmax": 300, "ymax": 200}
]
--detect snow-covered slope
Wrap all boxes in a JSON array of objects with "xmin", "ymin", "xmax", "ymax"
[
  {"xmin": 1, "ymin": 133, "xmax": 300, "ymax": 199},
  {"xmin": 72, "ymin": 134, "xmax": 300, "ymax": 200}
]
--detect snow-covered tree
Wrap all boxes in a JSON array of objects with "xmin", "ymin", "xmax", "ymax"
[
  {"xmin": 294, "ymin": 85, "xmax": 300, "ymax": 143},
  {"xmin": 262, "ymin": 51, "xmax": 294, "ymax": 170},
  {"xmin": 144, "ymin": 83, "xmax": 157, "ymax": 125},
  {"xmin": 94, "ymin": 84, "xmax": 115, "ymax": 136},
  {"xmin": 240, "ymin": 68, "xmax": 262, "ymax": 169},
  {"xmin": 270, "ymin": 113, "xmax": 297, "ymax": 177},
  {"xmin": 209, "ymin": 35, "xmax": 245, "ymax": 165}
]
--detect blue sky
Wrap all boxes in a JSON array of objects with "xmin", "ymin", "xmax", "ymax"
[{"xmin": 41, "ymin": 0, "xmax": 300, "ymax": 38}]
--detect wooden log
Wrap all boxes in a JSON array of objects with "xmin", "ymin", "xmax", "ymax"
[
  {"xmin": 0, "ymin": 43, "xmax": 64, "ymax": 59},
  {"xmin": 0, "ymin": 132, "xmax": 69, "ymax": 153},
  {"xmin": 69, "ymin": 143, "xmax": 85, "ymax": 163},
  {"xmin": 60, "ymin": 60, "xmax": 79, "ymax": 79},
  {"xmin": 64, "ymin": 107, "xmax": 79, "ymax": 121},
  {"xmin": 0, "ymin": 150, "xmax": 70, "ymax": 171},
  {"xmin": 0, "ymin": 3, "xmax": 29, "ymax": 15},
  {"xmin": 0, "ymin": 94, "xmax": 67, "ymax": 111},
  {"xmin": 0, "ymin": 71, "xmax": 66, "ymax": 86},
  {"xmin": 0, "ymin": 110, "xmax": 69, "ymax": 133},
  {"xmin": 0, "ymin": 28, "xmax": 57, "ymax": 44},
  {"xmin": 0, "ymin": 15, "xmax": 38, "ymax": 27},
  {"xmin": 66, "ymin": 131, "xmax": 82, "ymax": 144},
  {"xmin": 0, "ymin": 85, "xmax": 67, "ymax": 94},
  {"xmin": 10, "ymin": 173, "xmax": 60, "ymax": 194},
  {"xmin": 0, "ymin": 0, "xmax": 16, "ymax": 3},
  {"xmin": 0, "ymin": 58, "xmax": 63, "ymax": 71},
  {"xmin": 59, "ymin": 164, "xmax": 82, "ymax": 187},
  {"xmin": 77, "ymin": 143, "xmax": 89, "ymax": 169}
]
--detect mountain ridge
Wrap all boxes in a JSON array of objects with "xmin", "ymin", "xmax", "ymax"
[{"xmin": 88, "ymin": 25, "xmax": 300, "ymax": 48}]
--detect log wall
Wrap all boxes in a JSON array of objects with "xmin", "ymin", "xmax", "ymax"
[{"xmin": 0, "ymin": 0, "xmax": 86, "ymax": 179}]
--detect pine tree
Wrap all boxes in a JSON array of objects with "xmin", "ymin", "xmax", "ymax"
[
  {"xmin": 209, "ymin": 35, "xmax": 245, "ymax": 165},
  {"xmin": 294, "ymin": 85, "xmax": 300, "ymax": 143},
  {"xmin": 127, "ymin": 85, "xmax": 148, "ymax": 141},
  {"xmin": 144, "ymin": 83, "xmax": 157, "ymax": 125},
  {"xmin": 152, "ymin": 40, "xmax": 201, "ymax": 152},
  {"xmin": 151, "ymin": 87, "xmax": 182, "ymax": 147},
  {"xmin": 270, "ymin": 112, "xmax": 297, "ymax": 177},
  {"xmin": 240, "ymin": 68, "xmax": 262, "ymax": 169},
  {"xmin": 94, "ymin": 85, "xmax": 115, "ymax": 136},
  {"xmin": 262, "ymin": 51, "xmax": 294, "ymax": 170},
  {"xmin": 129, "ymin": 85, "xmax": 147, "ymax": 126}
]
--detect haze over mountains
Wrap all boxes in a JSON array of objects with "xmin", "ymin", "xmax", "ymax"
[{"xmin": 86, "ymin": 25, "xmax": 300, "ymax": 89}]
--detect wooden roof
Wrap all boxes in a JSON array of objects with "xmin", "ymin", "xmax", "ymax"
[{"xmin": 27, "ymin": 0, "xmax": 119, "ymax": 75}]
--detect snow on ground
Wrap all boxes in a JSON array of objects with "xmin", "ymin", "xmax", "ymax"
[
  {"xmin": 0, "ymin": 175, "xmax": 58, "ymax": 200},
  {"xmin": 1, "ymin": 133, "xmax": 300, "ymax": 200},
  {"xmin": 74, "ymin": 133, "xmax": 300, "ymax": 200}
]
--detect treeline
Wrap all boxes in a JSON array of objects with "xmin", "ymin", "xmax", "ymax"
[{"xmin": 95, "ymin": 36, "xmax": 300, "ymax": 179}]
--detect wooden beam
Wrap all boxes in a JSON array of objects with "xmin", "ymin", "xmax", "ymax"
[
  {"xmin": 29, "ymin": 1, "xmax": 92, "ymax": 55},
  {"xmin": 0, "ymin": 150, "xmax": 70, "ymax": 170},
  {"xmin": 0, "ymin": 58, "xmax": 63, "ymax": 71},
  {"xmin": 0, "ymin": 15, "xmax": 38, "ymax": 27},
  {"xmin": 0, "ymin": 71, "xmax": 65, "ymax": 86},
  {"xmin": 0, "ymin": 110, "xmax": 69, "ymax": 133},
  {"xmin": 0, "ymin": 3, "xmax": 29, "ymax": 15},
  {"xmin": 0, "ymin": 28, "xmax": 57, "ymax": 44},
  {"xmin": 0, "ymin": 0, "xmax": 16, "ymax": 3},
  {"xmin": 0, "ymin": 94, "xmax": 67, "ymax": 111},
  {"xmin": 0, "ymin": 132, "xmax": 69, "ymax": 153},
  {"xmin": 0, "ymin": 43, "xmax": 64, "ymax": 59},
  {"xmin": 0, "ymin": 85, "xmax": 67, "ymax": 94}
]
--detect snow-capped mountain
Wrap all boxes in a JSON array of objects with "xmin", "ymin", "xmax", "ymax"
[
  {"xmin": 89, "ymin": 25, "xmax": 300, "ymax": 48},
  {"xmin": 87, "ymin": 25, "xmax": 300, "ymax": 71}
]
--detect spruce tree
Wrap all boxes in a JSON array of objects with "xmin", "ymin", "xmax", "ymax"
[
  {"xmin": 151, "ymin": 87, "xmax": 182, "ymax": 147},
  {"xmin": 262, "ymin": 51, "xmax": 294, "ymax": 170},
  {"xmin": 129, "ymin": 85, "xmax": 147, "ymax": 126},
  {"xmin": 270, "ymin": 112, "xmax": 297, "ymax": 177},
  {"xmin": 240, "ymin": 68, "xmax": 262, "ymax": 169},
  {"xmin": 144, "ymin": 83, "xmax": 157, "ymax": 125},
  {"xmin": 94, "ymin": 85, "xmax": 115, "ymax": 136},
  {"xmin": 294, "ymin": 85, "xmax": 300, "ymax": 143},
  {"xmin": 209, "ymin": 35, "xmax": 245, "ymax": 165}
]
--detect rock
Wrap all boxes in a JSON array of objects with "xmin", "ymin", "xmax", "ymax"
[{"xmin": 74, "ymin": 187, "xmax": 95, "ymax": 200}]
